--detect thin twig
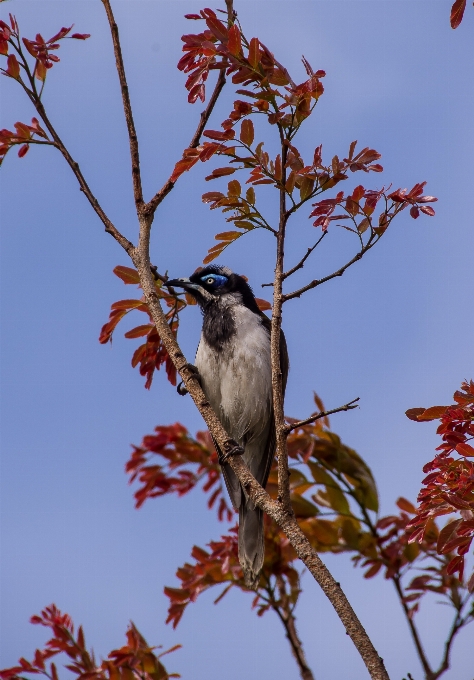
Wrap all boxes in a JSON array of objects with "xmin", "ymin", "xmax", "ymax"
[
  {"xmin": 273, "ymin": 133, "xmax": 292, "ymax": 514},
  {"xmin": 392, "ymin": 576, "xmax": 434, "ymax": 680},
  {"xmin": 266, "ymin": 577, "xmax": 315, "ymax": 680},
  {"xmin": 285, "ymin": 398, "xmax": 360, "ymax": 434},
  {"xmin": 283, "ymin": 238, "xmax": 377, "ymax": 302},
  {"xmin": 101, "ymin": 0, "xmax": 144, "ymax": 211},
  {"xmin": 282, "ymin": 231, "xmax": 328, "ymax": 281},
  {"xmin": 33, "ymin": 100, "xmax": 135, "ymax": 254}
]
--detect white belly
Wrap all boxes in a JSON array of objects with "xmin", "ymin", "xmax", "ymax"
[{"xmin": 195, "ymin": 306, "xmax": 272, "ymax": 445}]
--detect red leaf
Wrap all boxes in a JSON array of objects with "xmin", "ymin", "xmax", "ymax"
[
  {"xmin": 6, "ymin": 53, "xmax": 20, "ymax": 78},
  {"xmin": 124, "ymin": 324, "xmax": 154, "ymax": 339},
  {"xmin": 410, "ymin": 205, "xmax": 419, "ymax": 219},
  {"xmin": 205, "ymin": 167, "xmax": 236, "ymax": 181},
  {"xmin": 227, "ymin": 24, "xmax": 241, "ymax": 56},
  {"xmin": 450, "ymin": 0, "xmax": 466, "ymax": 28},
  {"xmin": 256, "ymin": 298, "xmax": 271, "ymax": 311},
  {"xmin": 419, "ymin": 205, "xmax": 435, "ymax": 216},
  {"xmin": 405, "ymin": 407, "xmax": 426, "ymax": 421},
  {"xmin": 396, "ymin": 497, "xmax": 417, "ymax": 514},
  {"xmin": 456, "ymin": 442, "xmax": 474, "ymax": 457},
  {"xmin": 71, "ymin": 33, "xmax": 90, "ymax": 40},
  {"xmin": 18, "ymin": 144, "xmax": 29, "ymax": 158},
  {"xmin": 417, "ymin": 406, "xmax": 448, "ymax": 421},
  {"xmin": 113, "ymin": 265, "xmax": 140, "ymax": 285},
  {"xmin": 437, "ymin": 518, "xmax": 463, "ymax": 553},
  {"xmin": 364, "ymin": 562, "xmax": 382, "ymax": 579},
  {"xmin": 240, "ymin": 119, "xmax": 254, "ymax": 146},
  {"xmin": 248, "ymin": 38, "xmax": 259, "ymax": 69},
  {"xmin": 203, "ymin": 129, "xmax": 235, "ymax": 141}
]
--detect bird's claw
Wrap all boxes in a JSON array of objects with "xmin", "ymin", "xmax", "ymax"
[
  {"xmin": 219, "ymin": 442, "xmax": 244, "ymax": 465},
  {"xmin": 176, "ymin": 363, "xmax": 202, "ymax": 396}
]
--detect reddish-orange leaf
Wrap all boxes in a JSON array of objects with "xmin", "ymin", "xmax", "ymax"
[
  {"xmin": 6, "ymin": 53, "xmax": 20, "ymax": 79},
  {"xmin": 450, "ymin": 0, "xmax": 466, "ymax": 28},
  {"xmin": 405, "ymin": 407, "xmax": 426, "ymax": 421},
  {"xmin": 205, "ymin": 167, "xmax": 236, "ymax": 181},
  {"xmin": 214, "ymin": 231, "xmax": 241, "ymax": 241},
  {"xmin": 456, "ymin": 442, "xmax": 474, "ymax": 457},
  {"xmin": 227, "ymin": 24, "xmax": 241, "ymax": 56},
  {"xmin": 124, "ymin": 324, "xmax": 154, "ymax": 339},
  {"xmin": 18, "ymin": 144, "xmax": 29, "ymax": 158},
  {"xmin": 34, "ymin": 60, "xmax": 47, "ymax": 82},
  {"xmin": 396, "ymin": 497, "xmax": 417, "ymax": 514},
  {"xmin": 240, "ymin": 119, "xmax": 254, "ymax": 146},
  {"xmin": 111, "ymin": 299, "xmax": 145, "ymax": 310},
  {"xmin": 438, "ymin": 519, "xmax": 463, "ymax": 553},
  {"xmin": 363, "ymin": 562, "xmax": 382, "ymax": 579},
  {"xmin": 113, "ymin": 265, "xmax": 140, "ymax": 285},
  {"xmin": 256, "ymin": 298, "xmax": 271, "ymax": 311},
  {"xmin": 227, "ymin": 179, "xmax": 241, "ymax": 196},
  {"xmin": 203, "ymin": 245, "xmax": 226, "ymax": 264},
  {"xmin": 416, "ymin": 406, "xmax": 448, "ymax": 421},
  {"xmin": 248, "ymin": 38, "xmax": 259, "ymax": 69},
  {"xmin": 202, "ymin": 191, "xmax": 225, "ymax": 203}
]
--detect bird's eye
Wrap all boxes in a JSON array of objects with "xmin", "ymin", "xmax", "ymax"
[{"xmin": 206, "ymin": 277, "xmax": 214, "ymax": 285}]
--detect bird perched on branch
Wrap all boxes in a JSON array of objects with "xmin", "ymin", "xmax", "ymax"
[{"xmin": 166, "ymin": 265, "xmax": 288, "ymax": 589}]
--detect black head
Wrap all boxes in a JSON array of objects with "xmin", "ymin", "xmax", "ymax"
[{"xmin": 166, "ymin": 265, "xmax": 260, "ymax": 314}]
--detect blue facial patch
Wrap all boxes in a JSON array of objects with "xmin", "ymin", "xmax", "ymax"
[{"xmin": 201, "ymin": 273, "xmax": 227, "ymax": 288}]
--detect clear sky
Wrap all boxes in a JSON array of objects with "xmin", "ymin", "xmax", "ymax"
[{"xmin": 1, "ymin": 1, "xmax": 473, "ymax": 679}]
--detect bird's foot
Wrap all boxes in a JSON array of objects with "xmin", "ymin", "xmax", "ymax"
[
  {"xmin": 219, "ymin": 440, "xmax": 244, "ymax": 465},
  {"xmin": 177, "ymin": 363, "xmax": 202, "ymax": 396}
]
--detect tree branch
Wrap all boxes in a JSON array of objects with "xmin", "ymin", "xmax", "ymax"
[
  {"xmin": 431, "ymin": 598, "xmax": 472, "ymax": 680},
  {"xmin": 272, "ymin": 132, "xmax": 292, "ymax": 516},
  {"xmin": 101, "ymin": 0, "xmax": 144, "ymax": 211},
  {"xmin": 285, "ymin": 398, "xmax": 360, "ymax": 434},
  {"xmin": 31, "ymin": 99, "xmax": 135, "ymax": 255},
  {"xmin": 283, "ymin": 238, "xmax": 377, "ymax": 302},
  {"xmin": 282, "ymin": 231, "xmax": 328, "ymax": 281},
  {"xmin": 392, "ymin": 576, "xmax": 434, "ymax": 680},
  {"xmin": 268, "ymin": 577, "xmax": 315, "ymax": 680}
]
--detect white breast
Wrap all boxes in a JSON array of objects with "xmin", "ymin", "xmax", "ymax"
[{"xmin": 195, "ymin": 304, "xmax": 272, "ymax": 444}]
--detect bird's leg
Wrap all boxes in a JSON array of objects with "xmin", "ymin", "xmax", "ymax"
[
  {"xmin": 219, "ymin": 439, "xmax": 244, "ymax": 464},
  {"xmin": 177, "ymin": 363, "xmax": 202, "ymax": 396}
]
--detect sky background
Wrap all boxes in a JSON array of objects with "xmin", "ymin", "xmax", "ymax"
[{"xmin": 1, "ymin": 1, "xmax": 473, "ymax": 679}]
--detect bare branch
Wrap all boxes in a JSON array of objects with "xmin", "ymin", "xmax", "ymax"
[
  {"xmin": 285, "ymin": 398, "xmax": 360, "ymax": 434},
  {"xmin": 283, "ymin": 237, "xmax": 377, "ymax": 302},
  {"xmin": 266, "ymin": 577, "xmax": 315, "ymax": 680},
  {"xmin": 431, "ymin": 597, "xmax": 473, "ymax": 680},
  {"xmin": 392, "ymin": 576, "xmax": 434, "ymax": 680},
  {"xmin": 31, "ymin": 100, "xmax": 135, "ymax": 255},
  {"xmin": 273, "ymin": 136, "xmax": 292, "ymax": 514},
  {"xmin": 101, "ymin": 0, "xmax": 144, "ymax": 211},
  {"xmin": 282, "ymin": 231, "xmax": 328, "ymax": 281}
]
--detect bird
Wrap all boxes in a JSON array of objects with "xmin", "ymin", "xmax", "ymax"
[{"xmin": 166, "ymin": 265, "xmax": 288, "ymax": 589}]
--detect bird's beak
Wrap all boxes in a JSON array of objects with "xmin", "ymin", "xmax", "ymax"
[{"xmin": 165, "ymin": 277, "xmax": 200, "ymax": 291}]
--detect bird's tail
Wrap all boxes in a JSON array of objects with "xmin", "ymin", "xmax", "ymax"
[{"xmin": 238, "ymin": 498, "xmax": 264, "ymax": 590}]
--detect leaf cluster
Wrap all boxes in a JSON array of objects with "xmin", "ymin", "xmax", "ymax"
[
  {"xmin": 0, "ymin": 605, "xmax": 180, "ymax": 680},
  {"xmin": 406, "ymin": 380, "xmax": 474, "ymax": 587}
]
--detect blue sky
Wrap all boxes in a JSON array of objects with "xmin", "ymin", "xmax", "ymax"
[{"xmin": 1, "ymin": 1, "xmax": 473, "ymax": 679}]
